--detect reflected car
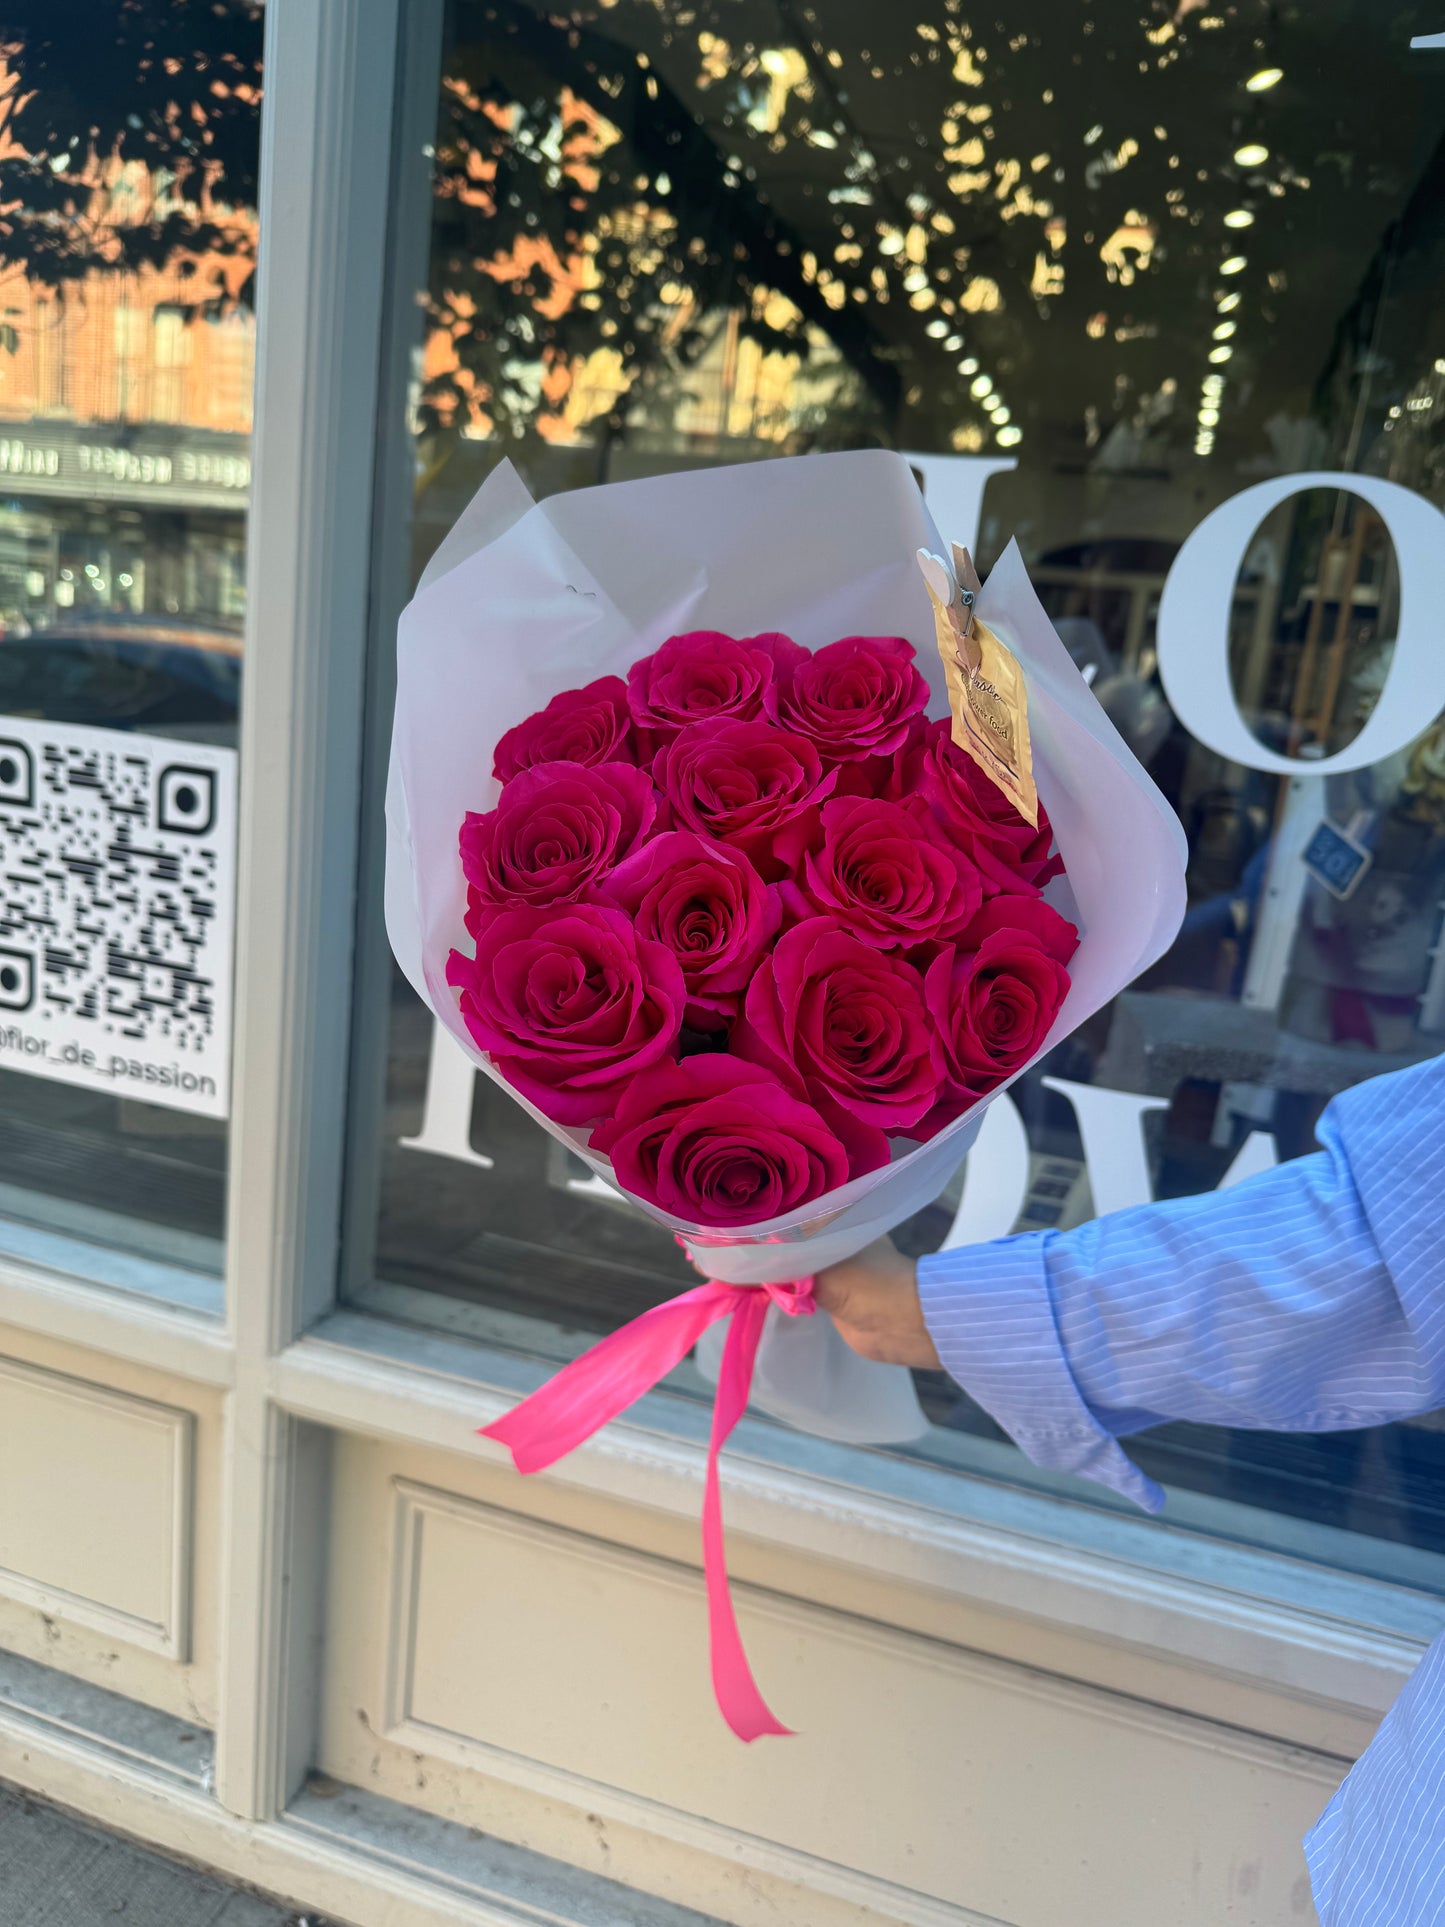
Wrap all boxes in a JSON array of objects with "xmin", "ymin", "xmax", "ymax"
[{"xmin": 0, "ymin": 614, "xmax": 241, "ymax": 745}]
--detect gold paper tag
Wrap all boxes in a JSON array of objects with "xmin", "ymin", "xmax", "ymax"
[{"xmin": 919, "ymin": 545, "xmax": 1039, "ymax": 829}]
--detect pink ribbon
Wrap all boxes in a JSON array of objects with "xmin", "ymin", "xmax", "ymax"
[{"xmin": 481, "ymin": 1272, "xmax": 816, "ymax": 1741}]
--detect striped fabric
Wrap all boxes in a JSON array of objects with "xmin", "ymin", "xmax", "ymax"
[{"xmin": 917, "ymin": 1050, "xmax": 1445, "ymax": 1925}]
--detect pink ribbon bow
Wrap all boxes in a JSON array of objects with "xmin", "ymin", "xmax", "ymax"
[{"xmin": 481, "ymin": 1271, "xmax": 816, "ymax": 1741}]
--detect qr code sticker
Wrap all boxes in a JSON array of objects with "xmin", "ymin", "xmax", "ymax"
[{"xmin": 0, "ymin": 716, "xmax": 237, "ymax": 1118}]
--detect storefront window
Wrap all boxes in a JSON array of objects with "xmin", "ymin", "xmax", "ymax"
[
  {"xmin": 357, "ymin": 0, "xmax": 1445, "ymax": 1555},
  {"xmin": 0, "ymin": 13, "xmax": 261, "ymax": 1270}
]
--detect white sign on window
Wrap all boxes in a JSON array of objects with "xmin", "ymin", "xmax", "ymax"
[
  {"xmin": 1156, "ymin": 471, "xmax": 1445, "ymax": 776},
  {"xmin": 0, "ymin": 718, "xmax": 237, "ymax": 1119}
]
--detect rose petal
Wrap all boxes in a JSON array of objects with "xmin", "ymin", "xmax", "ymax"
[
  {"xmin": 460, "ymin": 761, "xmax": 656, "ymax": 912},
  {"xmin": 447, "ymin": 903, "xmax": 684, "ymax": 1126},
  {"xmin": 781, "ymin": 795, "xmax": 985, "ymax": 949},
  {"xmin": 765, "ymin": 635, "xmax": 929, "ymax": 764},
  {"xmin": 493, "ymin": 676, "xmax": 636, "ymax": 782},
  {"xmin": 738, "ymin": 916, "xmax": 942, "ymax": 1129},
  {"xmin": 893, "ymin": 718, "xmax": 1061, "ymax": 892},
  {"xmin": 653, "ymin": 718, "xmax": 836, "ymax": 876},
  {"xmin": 627, "ymin": 631, "xmax": 808, "ymax": 754},
  {"xmin": 597, "ymin": 829, "xmax": 780, "ymax": 1006},
  {"xmin": 591, "ymin": 1055, "xmax": 873, "ymax": 1225}
]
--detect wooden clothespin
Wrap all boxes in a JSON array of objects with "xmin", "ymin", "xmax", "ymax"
[{"xmin": 949, "ymin": 543, "xmax": 983, "ymax": 674}]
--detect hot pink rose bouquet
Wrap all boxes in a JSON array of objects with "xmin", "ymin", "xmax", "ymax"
[
  {"xmin": 448, "ymin": 629, "xmax": 1076, "ymax": 1199},
  {"xmin": 387, "ymin": 451, "xmax": 1187, "ymax": 1739}
]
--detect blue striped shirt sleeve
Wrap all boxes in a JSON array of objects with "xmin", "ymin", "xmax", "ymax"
[
  {"xmin": 1305, "ymin": 1635, "xmax": 1445, "ymax": 1925},
  {"xmin": 917, "ymin": 1051, "xmax": 1445, "ymax": 1514},
  {"xmin": 918, "ymin": 1051, "xmax": 1445, "ymax": 1925}
]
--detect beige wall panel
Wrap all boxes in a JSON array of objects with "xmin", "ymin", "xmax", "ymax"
[
  {"xmin": 320, "ymin": 1436, "xmax": 1342, "ymax": 1927},
  {"xmin": 0, "ymin": 1323, "xmax": 221, "ymax": 1726}
]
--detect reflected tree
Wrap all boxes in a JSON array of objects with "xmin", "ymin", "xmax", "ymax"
[
  {"xmin": 2, "ymin": 0, "xmax": 1440, "ymax": 473},
  {"xmin": 0, "ymin": 1, "xmax": 264, "ymax": 317}
]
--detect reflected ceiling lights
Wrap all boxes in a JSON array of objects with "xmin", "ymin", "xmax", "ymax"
[
  {"xmin": 1245, "ymin": 67, "xmax": 1283, "ymax": 91},
  {"xmin": 1233, "ymin": 143, "xmax": 1270, "ymax": 166},
  {"xmin": 1224, "ymin": 209, "xmax": 1255, "ymax": 229}
]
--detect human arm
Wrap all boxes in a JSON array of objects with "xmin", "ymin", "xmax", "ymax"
[{"xmin": 817, "ymin": 1052, "xmax": 1445, "ymax": 1511}]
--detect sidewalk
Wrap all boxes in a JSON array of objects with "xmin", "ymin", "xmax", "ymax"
[{"xmin": 0, "ymin": 1783, "xmax": 322, "ymax": 1926}]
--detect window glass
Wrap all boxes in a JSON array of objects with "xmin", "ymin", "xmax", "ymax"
[
  {"xmin": 360, "ymin": 0, "xmax": 1445, "ymax": 1557},
  {"xmin": 0, "ymin": 12, "xmax": 261, "ymax": 1272}
]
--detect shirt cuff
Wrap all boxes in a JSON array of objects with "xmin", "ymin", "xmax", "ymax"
[{"xmin": 918, "ymin": 1234, "xmax": 1166, "ymax": 1514}]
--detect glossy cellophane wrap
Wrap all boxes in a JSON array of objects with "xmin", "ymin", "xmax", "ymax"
[{"xmin": 386, "ymin": 449, "xmax": 1187, "ymax": 1444}]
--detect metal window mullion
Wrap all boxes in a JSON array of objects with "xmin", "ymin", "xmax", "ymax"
[
  {"xmin": 216, "ymin": 0, "xmax": 403, "ymax": 1823},
  {"xmin": 340, "ymin": 0, "xmax": 447, "ymax": 1302}
]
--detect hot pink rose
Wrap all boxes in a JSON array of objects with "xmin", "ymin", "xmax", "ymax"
[
  {"xmin": 592, "ymin": 1056, "xmax": 887, "ymax": 1226},
  {"xmin": 492, "ymin": 676, "xmax": 635, "ymax": 783},
  {"xmin": 459, "ymin": 760, "xmax": 655, "ymax": 912},
  {"xmin": 891, "ymin": 718, "xmax": 1061, "ymax": 894},
  {"xmin": 736, "ymin": 917, "xmax": 942, "ymax": 1130},
  {"xmin": 914, "ymin": 897, "xmax": 1078, "ymax": 1134},
  {"xmin": 765, "ymin": 634, "xmax": 929, "ymax": 764},
  {"xmin": 774, "ymin": 795, "xmax": 984, "ymax": 950},
  {"xmin": 596, "ymin": 830, "xmax": 780, "ymax": 1029},
  {"xmin": 829, "ymin": 715, "xmax": 928, "ymax": 802},
  {"xmin": 653, "ymin": 718, "xmax": 836, "ymax": 877},
  {"xmin": 446, "ymin": 903, "xmax": 684, "ymax": 1126},
  {"xmin": 627, "ymin": 630, "xmax": 807, "ymax": 753}
]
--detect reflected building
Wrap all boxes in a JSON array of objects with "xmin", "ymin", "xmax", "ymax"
[{"xmin": 0, "ymin": 156, "xmax": 256, "ymax": 640}]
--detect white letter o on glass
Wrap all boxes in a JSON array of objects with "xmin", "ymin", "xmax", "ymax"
[{"xmin": 1156, "ymin": 473, "xmax": 1445, "ymax": 776}]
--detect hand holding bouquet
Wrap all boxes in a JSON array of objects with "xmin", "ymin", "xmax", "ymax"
[{"xmin": 386, "ymin": 450, "xmax": 1186, "ymax": 1738}]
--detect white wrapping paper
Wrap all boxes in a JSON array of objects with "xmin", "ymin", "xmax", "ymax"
[{"xmin": 386, "ymin": 449, "xmax": 1188, "ymax": 1442}]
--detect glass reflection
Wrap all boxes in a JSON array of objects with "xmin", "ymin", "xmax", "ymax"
[
  {"xmin": 0, "ymin": 13, "xmax": 260, "ymax": 1267},
  {"xmin": 365, "ymin": 0, "xmax": 1445, "ymax": 1555}
]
